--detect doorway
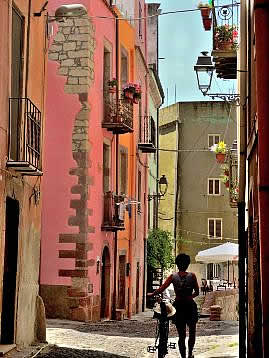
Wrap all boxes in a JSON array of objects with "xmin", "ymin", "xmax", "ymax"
[
  {"xmin": 136, "ymin": 262, "xmax": 140, "ymax": 313},
  {"xmin": 1, "ymin": 197, "xmax": 20, "ymax": 344},
  {"xmin": 118, "ymin": 255, "xmax": 126, "ymax": 309},
  {"xmin": 100, "ymin": 246, "xmax": 111, "ymax": 319}
]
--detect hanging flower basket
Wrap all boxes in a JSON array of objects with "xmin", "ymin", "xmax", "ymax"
[
  {"xmin": 202, "ymin": 17, "xmax": 212, "ymax": 31},
  {"xmin": 216, "ymin": 153, "xmax": 226, "ymax": 163}
]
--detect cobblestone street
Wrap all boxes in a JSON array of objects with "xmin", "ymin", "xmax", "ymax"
[{"xmin": 8, "ymin": 309, "xmax": 239, "ymax": 358}]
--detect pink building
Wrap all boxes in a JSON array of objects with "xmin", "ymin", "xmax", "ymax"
[{"xmin": 40, "ymin": 0, "xmax": 118, "ymax": 321}]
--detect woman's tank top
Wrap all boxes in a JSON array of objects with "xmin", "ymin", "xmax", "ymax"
[{"xmin": 171, "ymin": 272, "xmax": 194, "ymax": 298}]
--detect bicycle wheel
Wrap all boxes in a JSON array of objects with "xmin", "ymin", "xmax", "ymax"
[{"xmin": 157, "ymin": 319, "xmax": 169, "ymax": 358}]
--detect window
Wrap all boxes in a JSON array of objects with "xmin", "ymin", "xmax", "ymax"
[
  {"xmin": 119, "ymin": 147, "xmax": 128, "ymax": 195},
  {"xmin": 121, "ymin": 48, "xmax": 128, "ymax": 87},
  {"xmin": 11, "ymin": 7, "xmax": 24, "ymax": 160},
  {"xmin": 103, "ymin": 47, "xmax": 111, "ymax": 92},
  {"xmin": 208, "ymin": 134, "xmax": 220, "ymax": 148},
  {"xmin": 208, "ymin": 218, "xmax": 222, "ymax": 238},
  {"xmin": 208, "ymin": 178, "xmax": 220, "ymax": 195},
  {"xmin": 103, "ymin": 142, "xmax": 111, "ymax": 193},
  {"xmin": 207, "ymin": 263, "xmax": 220, "ymax": 280}
]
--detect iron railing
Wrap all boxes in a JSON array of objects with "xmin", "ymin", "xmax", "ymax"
[
  {"xmin": 212, "ymin": 0, "xmax": 240, "ymax": 51},
  {"xmin": 139, "ymin": 116, "xmax": 156, "ymax": 147},
  {"xmin": 103, "ymin": 93, "xmax": 133, "ymax": 133},
  {"xmin": 8, "ymin": 98, "xmax": 41, "ymax": 170},
  {"xmin": 102, "ymin": 191, "xmax": 125, "ymax": 231}
]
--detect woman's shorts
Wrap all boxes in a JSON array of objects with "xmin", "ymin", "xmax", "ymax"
[{"xmin": 173, "ymin": 299, "xmax": 198, "ymax": 325}]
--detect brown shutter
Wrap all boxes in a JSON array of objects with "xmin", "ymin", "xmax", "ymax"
[
  {"xmin": 215, "ymin": 180, "xmax": 220, "ymax": 195},
  {"xmin": 209, "ymin": 219, "xmax": 214, "ymax": 237},
  {"xmin": 216, "ymin": 220, "xmax": 222, "ymax": 238}
]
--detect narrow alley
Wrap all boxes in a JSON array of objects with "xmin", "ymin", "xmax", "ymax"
[{"xmin": 7, "ymin": 306, "xmax": 238, "ymax": 358}]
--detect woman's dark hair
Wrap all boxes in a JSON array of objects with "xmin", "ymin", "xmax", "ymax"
[{"xmin": 175, "ymin": 253, "xmax": 190, "ymax": 271}]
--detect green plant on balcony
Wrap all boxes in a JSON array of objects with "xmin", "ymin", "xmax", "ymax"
[
  {"xmin": 211, "ymin": 141, "xmax": 227, "ymax": 163},
  {"xmin": 215, "ymin": 25, "xmax": 238, "ymax": 51},
  {"xmin": 215, "ymin": 24, "xmax": 238, "ymax": 51}
]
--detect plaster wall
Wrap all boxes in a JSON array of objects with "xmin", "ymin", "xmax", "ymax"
[
  {"xmin": 0, "ymin": 0, "xmax": 47, "ymax": 345},
  {"xmin": 41, "ymin": 0, "xmax": 116, "ymax": 321},
  {"xmin": 159, "ymin": 102, "xmax": 238, "ymax": 279}
]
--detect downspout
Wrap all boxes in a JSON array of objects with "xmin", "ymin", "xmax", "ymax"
[
  {"xmin": 238, "ymin": 0, "xmax": 247, "ymax": 356},
  {"xmin": 254, "ymin": 1, "xmax": 269, "ymax": 355},
  {"xmin": 112, "ymin": 13, "xmax": 119, "ymax": 321}
]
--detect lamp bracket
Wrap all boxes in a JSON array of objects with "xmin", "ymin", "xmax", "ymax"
[{"xmin": 205, "ymin": 93, "xmax": 241, "ymax": 105}]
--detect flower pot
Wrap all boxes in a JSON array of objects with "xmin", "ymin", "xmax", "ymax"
[
  {"xmin": 225, "ymin": 181, "xmax": 230, "ymax": 188},
  {"xmin": 124, "ymin": 89, "xmax": 134, "ymax": 100},
  {"xmin": 216, "ymin": 153, "xmax": 226, "ymax": 163},
  {"xmin": 200, "ymin": 7, "xmax": 211, "ymax": 18},
  {"xmin": 218, "ymin": 41, "xmax": 233, "ymax": 51},
  {"xmin": 202, "ymin": 17, "xmax": 212, "ymax": 31},
  {"xmin": 109, "ymin": 86, "xmax": 116, "ymax": 94}
]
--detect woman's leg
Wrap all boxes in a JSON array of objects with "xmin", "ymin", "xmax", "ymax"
[
  {"xmin": 187, "ymin": 322, "xmax": 196, "ymax": 358},
  {"xmin": 176, "ymin": 322, "xmax": 187, "ymax": 358}
]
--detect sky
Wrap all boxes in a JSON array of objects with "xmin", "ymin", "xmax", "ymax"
[{"xmin": 146, "ymin": 0, "xmax": 237, "ymax": 106}]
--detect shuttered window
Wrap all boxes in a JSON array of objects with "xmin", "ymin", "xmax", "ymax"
[
  {"xmin": 119, "ymin": 148, "xmax": 128, "ymax": 195},
  {"xmin": 103, "ymin": 142, "xmax": 111, "ymax": 193},
  {"xmin": 208, "ymin": 218, "xmax": 222, "ymax": 238},
  {"xmin": 208, "ymin": 178, "xmax": 221, "ymax": 195},
  {"xmin": 208, "ymin": 134, "xmax": 220, "ymax": 148}
]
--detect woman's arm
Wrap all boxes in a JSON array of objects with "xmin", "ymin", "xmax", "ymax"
[
  {"xmin": 192, "ymin": 273, "xmax": 200, "ymax": 298},
  {"xmin": 147, "ymin": 274, "xmax": 173, "ymax": 297}
]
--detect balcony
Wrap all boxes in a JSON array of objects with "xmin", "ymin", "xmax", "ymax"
[
  {"xmin": 138, "ymin": 116, "xmax": 157, "ymax": 153},
  {"xmin": 7, "ymin": 98, "xmax": 42, "ymax": 176},
  {"xmin": 101, "ymin": 191, "xmax": 125, "ymax": 231},
  {"xmin": 228, "ymin": 142, "xmax": 238, "ymax": 208},
  {"xmin": 211, "ymin": 0, "xmax": 239, "ymax": 79},
  {"xmin": 102, "ymin": 93, "xmax": 133, "ymax": 134}
]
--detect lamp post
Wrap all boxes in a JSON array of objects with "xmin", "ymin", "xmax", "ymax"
[
  {"xmin": 194, "ymin": 52, "xmax": 240, "ymax": 105},
  {"xmin": 148, "ymin": 175, "xmax": 168, "ymax": 201}
]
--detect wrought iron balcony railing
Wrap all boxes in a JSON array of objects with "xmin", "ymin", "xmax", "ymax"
[
  {"xmin": 102, "ymin": 92, "xmax": 134, "ymax": 134},
  {"xmin": 228, "ymin": 144, "xmax": 238, "ymax": 208},
  {"xmin": 138, "ymin": 116, "xmax": 157, "ymax": 153},
  {"xmin": 7, "ymin": 98, "xmax": 42, "ymax": 175},
  {"xmin": 101, "ymin": 191, "xmax": 125, "ymax": 231},
  {"xmin": 211, "ymin": 0, "xmax": 239, "ymax": 79}
]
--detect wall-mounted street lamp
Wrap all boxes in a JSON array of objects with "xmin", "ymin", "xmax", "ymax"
[
  {"xmin": 194, "ymin": 52, "xmax": 240, "ymax": 105},
  {"xmin": 148, "ymin": 175, "xmax": 168, "ymax": 201}
]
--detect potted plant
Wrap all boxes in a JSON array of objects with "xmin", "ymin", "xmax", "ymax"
[
  {"xmin": 108, "ymin": 78, "xmax": 117, "ymax": 93},
  {"xmin": 220, "ymin": 164, "xmax": 229, "ymax": 176},
  {"xmin": 133, "ymin": 84, "xmax": 142, "ymax": 104},
  {"xmin": 123, "ymin": 82, "xmax": 136, "ymax": 100},
  {"xmin": 214, "ymin": 25, "xmax": 238, "ymax": 51},
  {"xmin": 198, "ymin": 2, "xmax": 212, "ymax": 18},
  {"xmin": 220, "ymin": 174, "xmax": 229, "ymax": 188},
  {"xmin": 210, "ymin": 141, "xmax": 227, "ymax": 163}
]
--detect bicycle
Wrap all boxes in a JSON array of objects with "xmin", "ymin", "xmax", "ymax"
[{"xmin": 147, "ymin": 295, "xmax": 177, "ymax": 358}]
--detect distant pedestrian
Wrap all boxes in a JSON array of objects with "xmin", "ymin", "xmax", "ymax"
[{"xmin": 147, "ymin": 253, "xmax": 199, "ymax": 358}]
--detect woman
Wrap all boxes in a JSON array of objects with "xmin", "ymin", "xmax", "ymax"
[{"xmin": 148, "ymin": 253, "xmax": 199, "ymax": 358}]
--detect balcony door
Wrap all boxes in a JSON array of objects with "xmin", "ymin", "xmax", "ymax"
[{"xmin": 10, "ymin": 7, "xmax": 24, "ymax": 161}]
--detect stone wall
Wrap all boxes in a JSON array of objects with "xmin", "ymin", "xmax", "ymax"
[
  {"xmin": 45, "ymin": 14, "xmax": 97, "ymax": 322},
  {"xmin": 201, "ymin": 289, "xmax": 239, "ymax": 321}
]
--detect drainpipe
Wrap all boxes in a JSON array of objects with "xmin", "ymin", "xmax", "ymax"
[
  {"xmin": 254, "ymin": 1, "xmax": 269, "ymax": 355},
  {"xmin": 112, "ymin": 13, "xmax": 119, "ymax": 321},
  {"xmin": 237, "ymin": 0, "xmax": 247, "ymax": 356}
]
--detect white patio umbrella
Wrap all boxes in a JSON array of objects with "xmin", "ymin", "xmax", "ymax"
[
  {"xmin": 195, "ymin": 242, "xmax": 238, "ymax": 283},
  {"xmin": 195, "ymin": 242, "xmax": 238, "ymax": 263}
]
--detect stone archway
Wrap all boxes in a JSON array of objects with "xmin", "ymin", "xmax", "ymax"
[{"xmin": 100, "ymin": 246, "xmax": 111, "ymax": 319}]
